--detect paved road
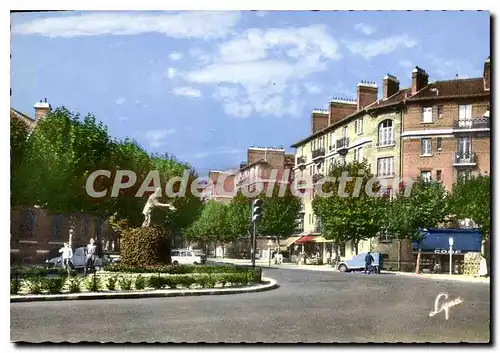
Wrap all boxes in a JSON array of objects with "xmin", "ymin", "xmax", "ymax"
[{"xmin": 10, "ymin": 268, "xmax": 490, "ymax": 343}]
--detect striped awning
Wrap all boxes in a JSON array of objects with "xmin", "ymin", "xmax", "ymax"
[{"xmin": 281, "ymin": 236, "xmax": 302, "ymax": 247}]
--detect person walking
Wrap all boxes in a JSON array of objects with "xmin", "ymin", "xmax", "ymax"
[
  {"xmin": 364, "ymin": 251, "xmax": 375, "ymax": 274},
  {"xmin": 59, "ymin": 242, "xmax": 73, "ymax": 275},
  {"xmin": 84, "ymin": 238, "xmax": 97, "ymax": 276}
]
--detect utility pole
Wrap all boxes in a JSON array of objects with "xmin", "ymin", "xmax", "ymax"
[{"xmin": 251, "ymin": 198, "xmax": 263, "ymax": 269}]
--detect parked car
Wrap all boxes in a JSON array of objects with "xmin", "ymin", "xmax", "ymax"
[
  {"xmin": 46, "ymin": 246, "xmax": 104, "ymax": 270},
  {"xmin": 336, "ymin": 252, "xmax": 383, "ymax": 273},
  {"xmin": 171, "ymin": 249, "xmax": 202, "ymax": 265},
  {"xmin": 191, "ymin": 249, "xmax": 207, "ymax": 264}
]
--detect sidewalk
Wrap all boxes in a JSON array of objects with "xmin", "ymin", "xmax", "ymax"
[{"xmin": 210, "ymin": 258, "xmax": 490, "ymax": 283}]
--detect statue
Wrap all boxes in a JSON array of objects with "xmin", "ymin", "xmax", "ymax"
[{"xmin": 142, "ymin": 187, "xmax": 176, "ymax": 227}]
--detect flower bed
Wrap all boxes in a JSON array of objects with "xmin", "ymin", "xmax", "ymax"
[{"xmin": 10, "ymin": 264, "xmax": 263, "ymax": 296}]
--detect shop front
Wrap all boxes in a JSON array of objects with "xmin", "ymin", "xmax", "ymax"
[{"xmin": 412, "ymin": 228, "xmax": 482, "ymax": 274}]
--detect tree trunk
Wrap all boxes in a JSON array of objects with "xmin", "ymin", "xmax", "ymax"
[
  {"xmin": 415, "ymin": 239, "xmax": 423, "ymax": 274},
  {"xmin": 68, "ymin": 215, "xmax": 75, "ymax": 249},
  {"xmin": 353, "ymin": 240, "xmax": 359, "ymax": 256}
]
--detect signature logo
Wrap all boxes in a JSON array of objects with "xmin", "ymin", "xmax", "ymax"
[{"xmin": 429, "ymin": 293, "xmax": 463, "ymax": 320}]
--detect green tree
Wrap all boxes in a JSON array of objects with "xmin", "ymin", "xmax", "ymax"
[
  {"xmin": 188, "ymin": 200, "xmax": 230, "ymax": 249},
  {"xmin": 226, "ymin": 191, "xmax": 251, "ymax": 238},
  {"xmin": 257, "ymin": 183, "xmax": 302, "ymax": 248},
  {"xmin": 312, "ymin": 159, "xmax": 387, "ymax": 255},
  {"xmin": 386, "ymin": 178, "xmax": 448, "ymax": 274},
  {"xmin": 448, "ymin": 174, "xmax": 491, "ymax": 276},
  {"xmin": 10, "ymin": 116, "xmax": 30, "ymax": 207}
]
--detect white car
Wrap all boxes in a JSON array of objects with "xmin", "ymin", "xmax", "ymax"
[
  {"xmin": 171, "ymin": 249, "xmax": 202, "ymax": 265},
  {"xmin": 46, "ymin": 246, "xmax": 103, "ymax": 269}
]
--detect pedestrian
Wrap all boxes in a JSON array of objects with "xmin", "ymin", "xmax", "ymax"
[
  {"xmin": 84, "ymin": 238, "xmax": 97, "ymax": 276},
  {"xmin": 364, "ymin": 251, "xmax": 375, "ymax": 274},
  {"xmin": 59, "ymin": 242, "xmax": 73, "ymax": 275}
]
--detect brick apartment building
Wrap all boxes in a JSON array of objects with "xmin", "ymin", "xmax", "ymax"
[
  {"xmin": 402, "ymin": 58, "xmax": 490, "ymax": 190},
  {"xmin": 10, "ymin": 100, "xmax": 116, "ymax": 266}
]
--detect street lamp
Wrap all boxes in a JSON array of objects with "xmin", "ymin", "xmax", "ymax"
[{"xmin": 448, "ymin": 237, "xmax": 454, "ymax": 275}]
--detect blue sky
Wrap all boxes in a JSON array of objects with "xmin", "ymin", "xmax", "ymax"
[{"xmin": 10, "ymin": 10, "xmax": 490, "ymax": 176}]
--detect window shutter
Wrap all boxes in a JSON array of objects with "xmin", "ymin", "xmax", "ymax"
[
  {"xmin": 421, "ymin": 140, "xmax": 425, "ymax": 155},
  {"xmin": 432, "ymin": 106, "xmax": 438, "ymax": 121}
]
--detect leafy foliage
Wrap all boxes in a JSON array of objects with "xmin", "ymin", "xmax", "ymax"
[
  {"xmin": 120, "ymin": 226, "xmax": 173, "ymax": 266},
  {"xmin": 10, "ymin": 116, "xmax": 30, "ymax": 207},
  {"xmin": 312, "ymin": 159, "xmax": 387, "ymax": 253},
  {"xmin": 226, "ymin": 191, "xmax": 251, "ymax": 238},
  {"xmin": 185, "ymin": 200, "xmax": 232, "ymax": 244}
]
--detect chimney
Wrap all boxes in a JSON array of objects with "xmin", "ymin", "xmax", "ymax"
[
  {"xmin": 411, "ymin": 67, "xmax": 429, "ymax": 94},
  {"xmin": 483, "ymin": 56, "xmax": 490, "ymax": 91},
  {"xmin": 356, "ymin": 81, "xmax": 378, "ymax": 110},
  {"xmin": 328, "ymin": 98, "xmax": 357, "ymax": 125},
  {"xmin": 383, "ymin": 74, "xmax": 400, "ymax": 99},
  {"xmin": 311, "ymin": 109, "xmax": 329, "ymax": 134},
  {"xmin": 34, "ymin": 98, "xmax": 51, "ymax": 120}
]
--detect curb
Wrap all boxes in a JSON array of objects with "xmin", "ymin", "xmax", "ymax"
[
  {"xmin": 384, "ymin": 271, "xmax": 490, "ymax": 284},
  {"xmin": 10, "ymin": 277, "xmax": 279, "ymax": 303}
]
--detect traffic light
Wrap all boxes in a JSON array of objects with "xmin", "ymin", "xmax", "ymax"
[{"xmin": 252, "ymin": 198, "xmax": 263, "ymax": 223}]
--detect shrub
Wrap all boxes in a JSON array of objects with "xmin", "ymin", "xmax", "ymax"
[
  {"xmin": 106, "ymin": 276, "xmax": 118, "ymax": 291},
  {"xmin": 177, "ymin": 275, "xmax": 197, "ymax": 289},
  {"xmin": 11, "ymin": 278, "xmax": 21, "ymax": 295},
  {"xmin": 28, "ymin": 278, "xmax": 43, "ymax": 294},
  {"xmin": 205, "ymin": 275, "xmax": 217, "ymax": 289},
  {"xmin": 120, "ymin": 226, "xmax": 173, "ymax": 267},
  {"xmin": 197, "ymin": 275, "xmax": 209, "ymax": 288},
  {"xmin": 162, "ymin": 276, "xmax": 178, "ymax": 289},
  {"xmin": 43, "ymin": 277, "xmax": 66, "ymax": 294},
  {"xmin": 118, "ymin": 276, "xmax": 133, "ymax": 290},
  {"xmin": 135, "ymin": 275, "xmax": 146, "ymax": 290},
  {"xmin": 68, "ymin": 277, "xmax": 82, "ymax": 293},
  {"xmin": 148, "ymin": 275, "xmax": 164, "ymax": 289},
  {"xmin": 85, "ymin": 276, "xmax": 102, "ymax": 292}
]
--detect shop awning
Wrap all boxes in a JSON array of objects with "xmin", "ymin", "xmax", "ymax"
[
  {"xmin": 314, "ymin": 236, "xmax": 334, "ymax": 243},
  {"xmin": 295, "ymin": 235, "xmax": 317, "ymax": 244},
  {"xmin": 280, "ymin": 236, "xmax": 301, "ymax": 247},
  {"xmin": 412, "ymin": 229, "xmax": 482, "ymax": 254}
]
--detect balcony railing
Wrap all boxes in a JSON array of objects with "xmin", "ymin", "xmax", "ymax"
[
  {"xmin": 336, "ymin": 137, "xmax": 349, "ymax": 151},
  {"xmin": 453, "ymin": 152, "xmax": 477, "ymax": 165},
  {"xmin": 312, "ymin": 147, "xmax": 326, "ymax": 160},
  {"xmin": 376, "ymin": 139, "xmax": 396, "ymax": 147},
  {"xmin": 377, "ymin": 171, "xmax": 395, "ymax": 178},
  {"xmin": 312, "ymin": 173, "xmax": 324, "ymax": 184},
  {"xmin": 297, "ymin": 156, "xmax": 307, "ymax": 165},
  {"xmin": 453, "ymin": 118, "xmax": 490, "ymax": 130}
]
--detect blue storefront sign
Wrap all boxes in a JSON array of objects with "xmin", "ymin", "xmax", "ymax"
[{"xmin": 412, "ymin": 228, "xmax": 482, "ymax": 254}]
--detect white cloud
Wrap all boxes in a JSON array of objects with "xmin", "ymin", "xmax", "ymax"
[
  {"xmin": 426, "ymin": 54, "xmax": 475, "ymax": 79},
  {"xmin": 144, "ymin": 128, "xmax": 176, "ymax": 149},
  {"xmin": 345, "ymin": 34, "xmax": 418, "ymax": 59},
  {"xmin": 12, "ymin": 11, "xmax": 241, "ymax": 39},
  {"xmin": 193, "ymin": 148, "xmax": 243, "ymax": 159},
  {"xmin": 169, "ymin": 52, "xmax": 183, "ymax": 61},
  {"xmin": 166, "ymin": 67, "xmax": 177, "ymax": 79},
  {"xmin": 172, "ymin": 86, "xmax": 202, "ymax": 98},
  {"xmin": 354, "ymin": 23, "xmax": 376, "ymax": 36},
  {"xmin": 399, "ymin": 59, "xmax": 413, "ymax": 68},
  {"xmin": 304, "ymin": 83, "xmax": 322, "ymax": 94},
  {"xmin": 181, "ymin": 25, "xmax": 341, "ymax": 118},
  {"xmin": 115, "ymin": 97, "xmax": 126, "ymax": 105}
]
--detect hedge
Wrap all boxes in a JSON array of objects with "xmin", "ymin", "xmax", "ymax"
[
  {"xmin": 11, "ymin": 271, "xmax": 261, "ymax": 296},
  {"xmin": 120, "ymin": 226, "xmax": 173, "ymax": 267}
]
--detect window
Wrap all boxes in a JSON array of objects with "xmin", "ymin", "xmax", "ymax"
[
  {"xmin": 309, "ymin": 214, "xmax": 312, "ymax": 225},
  {"xmin": 420, "ymin": 171, "xmax": 432, "ymax": 182},
  {"xmin": 421, "ymin": 138, "xmax": 432, "ymax": 155},
  {"xmin": 457, "ymin": 137, "xmax": 472, "ymax": 155},
  {"xmin": 329, "ymin": 133, "xmax": 335, "ymax": 150},
  {"xmin": 355, "ymin": 118, "xmax": 363, "ymax": 134},
  {"xmin": 437, "ymin": 105, "xmax": 444, "ymax": 119},
  {"xmin": 457, "ymin": 170, "xmax": 472, "ymax": 180},
  {"xmin": 378, "ymin": 228, "xmax": 392, "ymax": 243},
  {"xmin": 458, "ymin": 104, "xmax": 473, "ymax": 128},
  {"xmin": 52, "ymin": 215, "xmax": 64, "ymax": 241},
  {"xmin": 342, "ymin": 126, "xmax": 348, "ymax": 138},
  {"xmin": 377, "ymin": 157, "xmax": 394, "ymax": 177},
  {"xmin": 378, "ymin": 120, "xmax": 394, "ymax": 146},
  {"xmin": 436, "ymin": 170, "xmax": 442, "ymax": 181},
  {"xmin": 354, "ymin": 147, "xmax": 363, "ymax": 162},
  {"xmin": 422, "ymin": 107, "xmax": 433, "ymax": 123},
  {"xmin": 436, "ymin": 137, "xmax": 442, "ymax": 150}
]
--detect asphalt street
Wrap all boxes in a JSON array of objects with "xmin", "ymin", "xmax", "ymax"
[{"xmin": 10, "ymin": 267, "xmax": 490, "ymax": 343}]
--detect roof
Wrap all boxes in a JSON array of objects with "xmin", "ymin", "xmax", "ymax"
[
  {"xmin": 366, "ymin": 88, "xmax": 411, "ymax": 111},
  {"xmin": 10, "ymin": 108, "xmax": 36, "ymax": 130},
  {"xmin": 408, "ymin": 78, "xmax": 489, "ymax": 101},
  {"xmin": 239, "ymin": 158, "xmax": 268, "ymax": 172}
]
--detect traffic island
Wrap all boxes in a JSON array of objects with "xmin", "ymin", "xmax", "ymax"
[{"xmin": 10, "ymin": 277, "xmax": 278, "ymax": 302}]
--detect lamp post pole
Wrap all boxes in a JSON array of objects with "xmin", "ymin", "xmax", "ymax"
[{"xmin": 449, "ymin": 237, "xmax": 454, "ymax": 275}]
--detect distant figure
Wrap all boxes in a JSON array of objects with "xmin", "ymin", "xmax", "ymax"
[
  {"xmin": 84, "ymin": 238, "xmax": 97, "ymax": 276},
  {"xmin": 478, "ymin": 256, "xmax": 488, "ymax": 277},
  {"xmin": 59, "ymin": 242, "xmax": 73, "ymax": 274},
  {"xmin": 364, "ymin": 251, "xmax": 375, "ymax": 274}
]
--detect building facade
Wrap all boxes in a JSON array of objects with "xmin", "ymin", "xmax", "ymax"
[{"xmin": 402, "ymin": 59, "xmax": 491, "ymax": 190}]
